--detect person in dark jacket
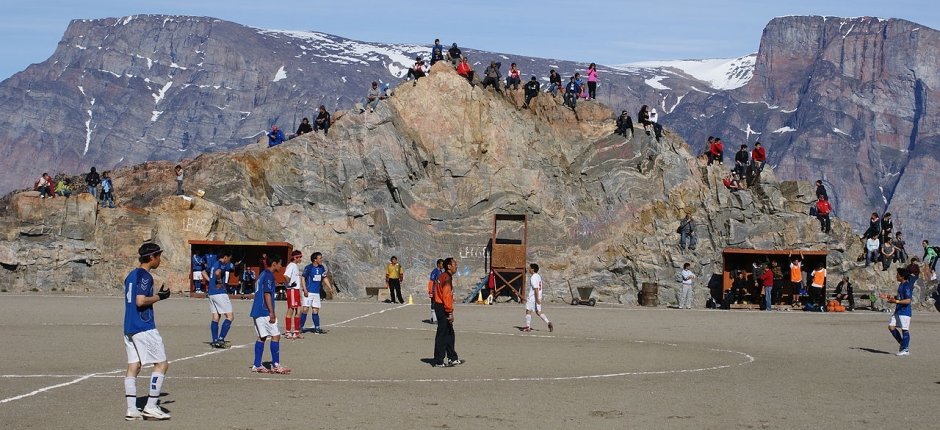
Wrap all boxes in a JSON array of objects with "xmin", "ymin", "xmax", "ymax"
[
  {"xmin": 615, "ymin": 111, "xmax": 634, "ymax": 136},
  {"xmin": 546, "ymin": 70, "xmax": 562, "ymax": 96},
  {"xmin": 290, "ymin": 118, "xmax": 312, "ymax": 139},
  {"xmin": 86, "ymin": 167, "xmax": 101, "ymax": 199},
  {"xmin": 313, "ymin": 106, "xmax": 331, "ymax": 136},
  {"xmin": 815, "ymin": 180, "xmax": 828, "ymax": 200},
  {"xmin": 446, "ymin": 43, "xmax": 462, "ymax": 67},
  {"xmin": 564, "ymin": 77, "xmax": 578, "ymax": 108},
  {"xmin": 637, "ymin": 105, "xmax": 651, "ymax": 135},
  {"xmin": 522, "ymin": 76, "xmax": 540, "ymax": 109},
  {"xmin": 481, "ymin": 61, "xmax": 502, "ymax": 93},
  {"xmin": 734, "ymin": 144, "xmax": 749, "ymax": 179},
  {"xmin": 880, "ymin": 212, "xmax": 893, "ymax": 244}
]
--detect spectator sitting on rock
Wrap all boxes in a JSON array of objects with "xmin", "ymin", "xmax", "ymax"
[
  {"xmin": 431, "ymin": 39, "xmax": 444, "ymax": 59},
  {"xmin": 36, "ymin": 173, "xmax": 53, "ymax": 199},
  {"xmin": 894, "ymin": 232, "xmax": 908, "ymax": 263},
  {"xmin": 865, "ymin": 235, "xmax": 880, "ymax": 267},
  {"xmin": 55, "ymin": 178, "xmax": 72, "ymax": 198},
  {"xmin": 314, "ymin": 105, "xmax": 331, "ymax": 136},
  {"xmin": 574, "ymin": 73, "xmax": 584, "ymax": 90},
  {"xmin": 362, "ymin": 82, "xmax": 386, "ymax": 113},
  {"xmin": 505, "ymin": 63, "xmax": 521, "ymax": 90},
  {"xmin": 615, "ymin": 111, "xmax": 633, "ymax": 137},
  {"xmin": 381, "ymin": 84, "xmax": 390, "ymax": 98},
  {"xmin": 430, "ymin": 48, "xmax": 445, "ymax": 67},
  {"xmin": 456, "ymin": 57, "xmax": 475, "ymax": 85},
  {"xmin": 751, "ymin": 142, "xmax": 766, "ymax": 174},
  {"xmin": 734, "ymin": 144, "xmax": 749, "ymax": 179},
  {"xmin": 267, "ymin": 126, "xmax": 286, "ymax": 147},
  {"xmin": 546, "ymin": 69, "xmax": 562, "ymax": 96},
  {"xmin": 637, "ymin": 105, "xmax": 652, "ymax": 135},
  {"xmin": 481, "ymin": 61, "xmax": 502, "ymax": 93},
  {"xmin": 649, "ymin": 108, "xmax": 663, "ymax": 139},
  {"xmin": 678, "ymin": 213, "xmax": 697, "ymax": 250},
  {"xmin": 446, "ymin": 43, "xmax": 462, "ymax": 67},
  {"xmin": 563, "ymin": 77, "xmax": 578, "ymax": 109},
  {"xmin": 578, "ymin": 82, "xmax": 589, "ymax": 100},
  {"xmin": 881, "ymin": 237, "xmax": 896, "ymax": 271},
  {"xmin": 405, "ymin": 57, "xmax": 426, "ymax": 86},
  {"xmin": 709, "ymin": 137, "xmax": 724, "ymax": 165},
  {"xmin": 522, "ymin": 76, "xmax": 540, "ymax": 109},
  {"xmin": 722, "ymin": 172, "xmax": 741, "ymax": 192},
  {"xmin": 290, "ymin": 118, "xmax": 312, "ymax": 139}
]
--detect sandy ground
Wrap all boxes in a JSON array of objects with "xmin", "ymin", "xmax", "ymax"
[{"xmin": 0, "ymin": 293, "xmax": 938, "ymax": 429}]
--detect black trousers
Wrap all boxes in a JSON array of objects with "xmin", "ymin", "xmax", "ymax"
[
  {"xmin": 432, "ymin": 303, "xmax": 457, "ymax": 364},
  {"xmin": 387, "ymin": 279, "xmax": 404, "ymax": 303}
]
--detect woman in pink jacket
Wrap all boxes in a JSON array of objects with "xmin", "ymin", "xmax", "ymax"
[{"xmin": 586, "ymin": 63, "xmax": 598, "ymax": 99}]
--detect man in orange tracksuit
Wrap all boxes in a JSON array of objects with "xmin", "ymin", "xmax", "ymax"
[{"xmin": 432, "ymin": 257, "xmax": 461, "ymax": 367}]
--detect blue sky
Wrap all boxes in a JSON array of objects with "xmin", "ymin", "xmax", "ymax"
[{"xmin": 0, "ymin": 0, "xmax": 937, "ymax": 80}]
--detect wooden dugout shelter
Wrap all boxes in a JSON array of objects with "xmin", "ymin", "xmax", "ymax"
[
  {"xmin": 721, "ymin": 248, "xmax": 829, "ymax": 302},
  {"xmin": 490, "ymin": 214, "xmax": 528, "ymax": 301},
  {"xmin": 188, "ymin": 240, "xmax": 294, "ymax": 296}
]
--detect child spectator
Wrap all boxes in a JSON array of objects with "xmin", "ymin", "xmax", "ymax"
[
  {"xmin": 101, "ymin": 172, "xmax": 115, "ymax": 208},
  {"xmin": 55, "ymin": 178, "xmax": 72, "ymax": 198}
]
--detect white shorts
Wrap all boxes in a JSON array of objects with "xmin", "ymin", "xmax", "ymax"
[
  {"xmin": 525, "ymin": 298, "xmax": 541, "ymax": 312},
  {"xmin": 208, "ymin": 294, "xmax": 233, "ymax": 314},
  {"xmin": 889, "ymin": 315, "xmax": 911, "ymax": 330},
  {"xmin": 124, "ymin": 329, "xmax": 167, "ymax": 365},
  {"xmin": 253, "ymin": 316, "xmax": 280, "ymax": 338},
  {"xmin": 192, "ymin": 271, "xmax": 203, "ymax": 281},
  {"xmin": 302, "ymin": 292, "xmax": 322, "ymax": 309}
]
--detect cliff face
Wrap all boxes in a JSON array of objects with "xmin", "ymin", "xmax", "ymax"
[
  {"xmin": 3, "ymin": 64, "xmax": 910, "ymax": 307},
  {"xmin": 669, "ymin": 16, "xmax": 940, "ymax": 242}
]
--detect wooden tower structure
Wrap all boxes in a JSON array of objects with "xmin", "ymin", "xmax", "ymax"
[{"xmin": 490, "ymin": 214, "xmax": 528, "ymax": 301}]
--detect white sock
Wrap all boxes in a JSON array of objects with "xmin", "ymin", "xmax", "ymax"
[
  {"xmin": 525, "ymin": 314, "xmax": 531, "ymax": 327},
  {"xmin": 124, "ymin": 377, "xmax": 137, "ymax": 409},
  {"xmin": 540, "ymin": 314, "xmax": 550, "ymax": 324},
  {"xmin": 146, "ymin": 372, "xmax": 164, "ymax": 408}
]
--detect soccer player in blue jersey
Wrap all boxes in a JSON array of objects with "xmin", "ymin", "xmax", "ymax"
[
  {"xmin": 122, "ymin": 243, "xmax": 172, "ymax": 421},
  {"xmin": 300, "ymin": 252, "xmax": 335, "ymax": 334},
  {"xmin": 884, "ymin": 267, "xmax": 914, "ymax": 356},
  {"xmin": 191, "ymin": 251, "xmax": 207, "ymax": 293},
  {"xmin": 426, "ymin": 259, "xmax": 444, "ymax": 323},
  {"xmin": 207, "ymin": 248, "xmax": 234, "ymax": 348},
  {"xmin": 250, "ymin": 254, "xmax": 291, "ymax": 374}
]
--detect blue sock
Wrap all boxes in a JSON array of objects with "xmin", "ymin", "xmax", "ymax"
[
  {"xmin": 271, "ymin": 341, "xmax": 280, "ymax": 365},
  {"xmin": 890, "ymin": 328, "xmax": 903, "ymax": 344},
  {"xmin": 902, "ymin": 331, "xmax": 910, "ymax": 350},
  {"xmin": 313, "ymin": 314, "xmax": 320, "ymax": 329},
  {"xmin": 300, "ymin": 313, "xmax": 307, "ymax": 329},
  {"xmin": 210, "ymin": 321, "xmax": 219, "ymax": 342},
  {"xmin": 253, "ymin": 341, "xmax": 264, "ymax": 367},
  {"xmin": 219, "ymin": 320, "xmax": 232, "ymax": 341}
]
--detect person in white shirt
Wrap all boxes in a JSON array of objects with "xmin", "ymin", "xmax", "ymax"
[
  {"xmin": 523, "ymin": 264, "xmax": 553, "ymax": 332},
  {"xmin": 866, "ymin": 236, "xmax": 881, "ymax": 268},
  {"xmin": 283, "ymin": 251, "xmax": 304, "ymax": 339},
  {"xmin": 678, "ymin": 263, "xmax": 696, "ymax": 309}
]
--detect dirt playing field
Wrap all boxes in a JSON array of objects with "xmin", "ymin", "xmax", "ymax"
[{"xmin": 1, "ymin": 293, "xmax": 937, "ymax": 429}]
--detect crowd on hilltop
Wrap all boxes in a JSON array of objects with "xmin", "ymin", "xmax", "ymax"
[{"xmin": 32, "ymin": 167, "xmax": 116, "ymax": 208}]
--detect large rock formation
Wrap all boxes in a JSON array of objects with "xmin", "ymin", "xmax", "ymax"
[{"xmin": 3, "ymin": 64, "xmax": 928, "ymax": 308}]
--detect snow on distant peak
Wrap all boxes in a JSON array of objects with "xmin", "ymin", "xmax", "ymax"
[
  {"xmin": 612, "ymin": 54, "xmax": 756, "ymax": 90},
  {"xmin": 273, "ymin": 66, "xmax": 287, "ymax": 82}
]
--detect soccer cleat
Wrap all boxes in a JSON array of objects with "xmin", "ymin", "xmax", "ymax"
[
  {"xmin": 896, "ymin": 349, "xmax": 910, "ymax": 356},
  {"xmin": 435, "ymin": 362, "xmax": 452, "ymax": 368},
  {"xmin": 449, "ymin": 359, "xmax": 463, "ymax": 366},
  {"xmin": 293, "ymin": 333, "xmax": 305, "ymax": 339},
  {"xmin": 548, "ymin": 322, "xmax": 554, "ymax": 333},
  {"xmin": 521, "ymin": 327, "xmax": 531, "ymax": 332},
  {"xmin": 270, "ymin": 364, "xmax": 291, "ymax": 374},
  {"xmin": 141, "ymin": 406, "xmax": 171, "ymax": 420},
  {"xmin": 251, "ymin": 365, "xmax": 271, "ymax": 373},
  {"xmin": 283, "ymin": 333, "xmax": 295, "ymax": 340},
  {"xmin": 313, "ymin": 328, "xmax": 326, "ymax": 334},
  {"xmin": 125, "ymin": 408, "xmax": 144, "ymax": 421}
]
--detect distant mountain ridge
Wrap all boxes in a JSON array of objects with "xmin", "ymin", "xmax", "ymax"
[{"xmin": 0, "ymin": 14, "xmax": 937, "ymax": 242}]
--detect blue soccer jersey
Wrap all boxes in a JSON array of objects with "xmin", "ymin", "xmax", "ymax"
[
  {"xmin": 207, "ymin": 260, "xmax": 225, "ymax": 295},
  {"xmin": 430, "ymin": 268, "xmax": 442, "ymax": 282},
  {"xmin": 191, "ymin": 254, "xmax": 205, "ymax": 271},
  {"xmin": 894, "ymin": 279, "xmax": 914, "ymax": 317},
  {"xmin": 250, "ymin": 269, "xmax": 276, "ymax": 318},
  {"xmin": 123, "ymin": 268, "xmax": 156, "ymax": 335},
  {"xmin": 302, "ymin": 264, "xmax": 327, "ymax": 294}
]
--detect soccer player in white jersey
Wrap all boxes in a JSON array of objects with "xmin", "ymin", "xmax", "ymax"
[
  {"xmin": 301, "ymin": 252, "xmax": 335, "ymax": 334},
  {"xmin": 523, "ymin": 263, "xmax": 553, "ymax": 332},
  {"xmin": 122, "ymin": 243, "xmax": 172, "ymax": 420},
  {"xmin": 283, "ymin": 250, "xmax": 303, "ymax": 339},
  {"xmin": 207, "ymin": 248, "xmax": 234, "ymax": 348}
]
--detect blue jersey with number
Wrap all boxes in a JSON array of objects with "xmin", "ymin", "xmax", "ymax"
[
  {"xmin": 250, "ymin": 269, "xmax": 276, "ymax": 318},
  {"xmin": 894, "ymin": 279, "xmax": 914, "ymax": 317},
  {"xmin": 123, "ymin": 268, "xmax": 156, "ymax": 335},
  {"xmin": 302, "ymin": 264, "xmax": 327, "ymax": 294},
  {"xmin": 208, "ymin": 260, "xmax": 225, "ymax": 295}
]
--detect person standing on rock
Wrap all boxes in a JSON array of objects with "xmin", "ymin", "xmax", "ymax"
[
  {"xmin": 207, "ymin": 248, "xmax": 235, "ymax": 348},
  {"xmin": 313, "ymin": 105, "xmax": 331, "ymax": 136},
  {"xmin": 100, "ymin": 171, "xmax": 115, "ymax": 208},
  {"xmin": 678, "ymin": 263, "xmax": 696, "ymax": 309},
  {"xmin": 122, "ymin": 242, "xmax": 172, "ymax": 420},
  {"xmin": 814, "ymin": 195, "xmax": 832, "ymax": 234},
  {"xmin": 85, "ymin": 166, "xmax": 100, "ymax": 199},
  {"xmin": 385, "ymin": 256, "xmax": 404, "ymax": 304},
  {"xmin": 586, "ymin": 63, "xmax": 598, "ymax": 100},
  {"xmin": 678, "ymin": 213, "xmax": 697, "ymax": 251},
  {"xmin": 174, "ymin": 165, "xmax": 184, "ymax": 196},
  {"xmin": 882, "ymin": 267, "xmax": 913, "ymax": 356},
  {"xmin": 432, "ymin": 257, "xmax": 461, "ymax": 367},
  {"xmin": 522, "ymin": 263, "xmax": 553, "ymax": 332},
  {"xmin": 815, "ymin": 180, "xmax": 828, "ymax": 200}
]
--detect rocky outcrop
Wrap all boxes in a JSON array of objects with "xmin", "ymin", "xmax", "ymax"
[{"xmin": 4, "ymin": 65, "xmax": 926, "ymax": 309}]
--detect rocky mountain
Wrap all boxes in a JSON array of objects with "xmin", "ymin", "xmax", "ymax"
[
  {"xmin": 3, "ymin": 63, "xmax": 931, "ymax": 310},
  {"xmin": 0, "ymin": 14, "xmax": 937, "ymax": 245}
]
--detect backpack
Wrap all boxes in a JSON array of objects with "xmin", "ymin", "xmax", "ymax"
[{"xmin": 809, "ymin": 205, "xmax": 817, "ymax": 216}]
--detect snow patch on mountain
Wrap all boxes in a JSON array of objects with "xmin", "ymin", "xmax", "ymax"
[{"xmin": 611, "ymin": 54, "xmax": 756, "ymax": 90}]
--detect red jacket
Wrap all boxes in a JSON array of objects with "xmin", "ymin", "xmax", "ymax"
[
  {"xmin": 710, "ymin": 141, "xmax": 723, "ymax": 156},
  {"xmin": 816, "ymin": 200, "xmax": 832, "ymax": 216},
  {"xmin": 758, "ymin": 269, "xmax": 774, "ymax": 287},
  {"xmin": 434, "ymin": 271, "xmax": 454, "ymax": 313},
  {"xmin": 752, "ymin": 147, "xmax": 766, "ymax": 162}
]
